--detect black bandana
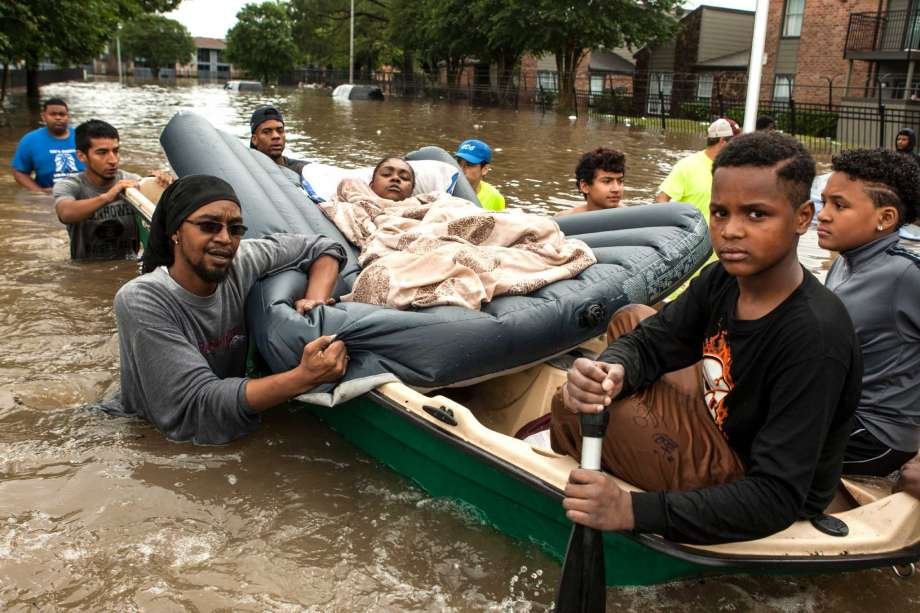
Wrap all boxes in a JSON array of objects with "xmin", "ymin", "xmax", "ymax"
[{"xmin": 142, "ymin": 174, "xmax": 241, "ymax": 273}]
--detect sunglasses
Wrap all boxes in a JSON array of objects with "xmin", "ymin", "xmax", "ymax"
[{"xmin": 183, "ymin": 219, "xmax": 248, "ymax": 237}]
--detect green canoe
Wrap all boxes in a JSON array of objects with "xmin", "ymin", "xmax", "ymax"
[{"xmin": 126, "ymin": 183, "xmax": 920, "ymax": 587}]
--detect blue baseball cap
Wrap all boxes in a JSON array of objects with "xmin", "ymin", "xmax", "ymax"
[{"xmin": 454, "ymin": 139, "xmax": 493, "ymax": 164}]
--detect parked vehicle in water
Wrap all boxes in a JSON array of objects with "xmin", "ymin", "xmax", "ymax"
[
  {"xmin": 224, "ymin": 80, "xmax": 263, "ymax": 93},
  {"xmin": 332, "ymin": 84, "xmax": 384, "ymax": 100}
]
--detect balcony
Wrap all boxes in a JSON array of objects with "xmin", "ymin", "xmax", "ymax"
[{"xmin": 845, "ymin": 10, "xmax": 920, "ymax": 61}]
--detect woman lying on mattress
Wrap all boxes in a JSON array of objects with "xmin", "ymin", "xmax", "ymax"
[{"xmin": 319, "ymin": 156, "xmax": 596, "ymax": 311}]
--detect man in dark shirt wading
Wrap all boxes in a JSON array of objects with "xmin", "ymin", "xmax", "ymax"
[
  {"xmin": 249, "ymin": 105, "xmax": 308, "ymax": 176},
  {"xmin": 552, "ymin": 132, "xmax": 862, "ymax": 544}
]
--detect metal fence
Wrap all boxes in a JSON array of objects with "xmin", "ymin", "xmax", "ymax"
[
  {"xmin": 1, "ymin": 67, "xmax": 85, "ymax": 89},
  {"xmin": 295, "ymin": 67, "xmax": 920, "ymax": 155},
  {"xmin": 577, "ymin": 89, "xmax": 920, "ymax": 154}
]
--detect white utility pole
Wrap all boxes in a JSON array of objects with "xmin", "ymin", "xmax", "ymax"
[
  {"xmin": 349, "ymin": 0, "xmax": 355, "ymax": 84},
  {"xmin": 743, "ymin": 0, "xmax": 770, "ymax": 133},
  {"xmin": 116, "ymin": 30, "xmax": 123, "ymax": 84}
]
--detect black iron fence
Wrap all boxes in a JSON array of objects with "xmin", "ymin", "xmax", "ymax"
[
  {"xmin": 295, "ymin": 67, "xmax": 920, "ymax": 154},
  {"xmin": 579, "ymin": 89, "xmax": 920, "ymax": 153},
  {"xmin": 1, "ymin": 67, "xmax": 85, "ymax": 89}
]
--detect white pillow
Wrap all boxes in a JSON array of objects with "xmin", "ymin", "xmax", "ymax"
[{"xmin": 301, "ymin": 159, "xmax": 459, "ymax": 202}]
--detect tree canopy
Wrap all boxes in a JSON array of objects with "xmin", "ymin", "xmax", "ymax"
[
  {"xmin": 122, "ymin": 14, "xmax": 195, "ymax": 78},
  {"xmin": 0, "ymin": 0, "xmax": 182, "ymax": 97},
  {"xmin": 289, "ymin": 0, "xmax": 397, "ymax": 75},
  {"xmin": 494, "ymin": 0, "xmax": 683, "ymax": 111},
  {"xmin": 225, "ymin": 2, "xmax": 300, "ymax": 84}
]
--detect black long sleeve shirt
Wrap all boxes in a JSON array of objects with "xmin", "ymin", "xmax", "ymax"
[{"xmin": 601, "ymin": 263, "xmax": 861, "ymax": 544}]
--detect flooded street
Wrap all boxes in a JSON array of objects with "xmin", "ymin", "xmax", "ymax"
[{"xmin": 0, "ymin": 81, "xmax": 915, "ymax": 611}]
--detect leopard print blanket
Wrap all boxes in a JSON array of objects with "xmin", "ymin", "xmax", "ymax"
[{"xmin": 319, "ymin": 179, "xmax": 596, "ymax": 310}]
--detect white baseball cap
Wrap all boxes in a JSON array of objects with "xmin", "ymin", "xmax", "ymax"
[{"xmin": 707, "ymin": 117, "xmax": 741, "ymax": 138}]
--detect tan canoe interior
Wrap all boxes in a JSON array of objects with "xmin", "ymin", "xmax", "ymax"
[
  {"xmin": 385, "ymin": 340, "xmax": 920, "ymax": 560},
  {"xmin": 125, "ymin": 178, "xmax": 920, "ymax": 562}
]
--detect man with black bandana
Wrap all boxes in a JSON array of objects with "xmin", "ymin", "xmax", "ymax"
[
  {"xmin": 249, "ymin": 105, "xmax": 308, "ymax": 176},
  {"xmin": 109, "ymin": 175, "xmax": 348, "ymax": 444}
]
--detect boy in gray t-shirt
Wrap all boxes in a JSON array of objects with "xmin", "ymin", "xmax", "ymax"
[
  {"xmin": 54, "ymin": 168, "xmax": 142, "ymax": 259},
  {"xmin": 53, "ymin": 119, "xmax": 170, "ymax": 260}
]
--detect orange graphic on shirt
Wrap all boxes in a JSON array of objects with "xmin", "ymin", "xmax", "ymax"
[{"xmin": 701, "ymin": 329, "xmax": 734, "ymax": 432}]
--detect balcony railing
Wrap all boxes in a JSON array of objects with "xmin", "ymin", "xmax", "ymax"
[
  {"xmin": 846, "ymin": 10, "xmax": 920, "ymax": 52},
  {"xmin": 846, "ymin": 10, "xmax": 920, "ymax": 54}
]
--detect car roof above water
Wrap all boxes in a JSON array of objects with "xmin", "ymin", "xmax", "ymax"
[{"xmin": 224, "ymin": 80, "xmax": 263, "ymax": 92}]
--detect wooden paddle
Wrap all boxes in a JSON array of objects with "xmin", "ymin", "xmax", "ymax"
[{"xmin": 554, "ymin": 410, "xmax": 610, "ymax": 613}]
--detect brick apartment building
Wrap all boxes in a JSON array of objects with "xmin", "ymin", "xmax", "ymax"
[
  {"xmin": 93, "ymin": 37, "xmax": 240, "ymax": 80},
  {"xmin": 437, "ymin": 49, "xmax": 635, "ymax": 102},
  {"xmin": 633, "ymin": 5, "xmax": 755, "ymax": 115},
  {"xmin": 762, "ymin": 0, "xmax": 920, "ymax": 105},
  {"xmin": 518, "ymin": 48, "xmax": 636, "ymax": 97},
  {"xmin": 175, "ymin": 38, "xmax": 238, "ymax": 79}
]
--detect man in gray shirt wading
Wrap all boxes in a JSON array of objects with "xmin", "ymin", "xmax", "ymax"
[
  {"xmin": 53, "ymin": 120, "xmax": 172, "ymax": 260},
  {"xmin": 111, "ymin": 174, "xmax": 348, "ymax": 444}
]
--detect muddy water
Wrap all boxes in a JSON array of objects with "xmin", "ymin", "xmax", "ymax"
[{"xmin": 0, "ymin": 81, "xmax": 915, "ymax": 611}]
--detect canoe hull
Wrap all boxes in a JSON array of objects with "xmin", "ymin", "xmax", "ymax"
[
  {"xmin": 304, "ymin": 392, "xmax": 708, "ymax": 587},
  {"xmin": 301, "ymin": 389, "xmax": 920, "ymax": 587}
]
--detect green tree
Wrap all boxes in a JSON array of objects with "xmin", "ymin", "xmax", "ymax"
[
  {"xmin": 0, "ymin": 0, "xmax": 181, "ymax": 99},
  {"xmin": 501, "ymin": 0, "xmax": 683, "ymax": 112},
  {"xmin": 290, "ymin": 0, "xmax": 397, "ymax": 77},
  {"xmin": 121, "ymin": 14, "xmax": 194, "ymax": 78},
  {"xmin": 225, "ymin": 1, "xmax": 299, "ymax": 84},
  {"xmin": 0, "ymin": 2, "xmax": 37, "ymax": 101},
  {"xmin": 389, "ymin": 0, "xmax": 483, "ymax": 87}
]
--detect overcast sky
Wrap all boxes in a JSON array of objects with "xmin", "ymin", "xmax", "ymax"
[{"xmin": 168, "ymin": 0, "xmax": 760, "ymax": 39}]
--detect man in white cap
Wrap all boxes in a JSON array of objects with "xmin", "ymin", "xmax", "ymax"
[{"xmin": 655, "ymin": 117, "xmax": 740, "ymax": 220}]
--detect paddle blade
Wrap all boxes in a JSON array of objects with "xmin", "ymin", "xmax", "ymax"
[{"xmin": 554, "ymin": 523, "xmax": 606, "ymax": 613}]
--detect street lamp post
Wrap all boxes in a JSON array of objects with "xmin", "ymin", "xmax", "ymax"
[
  {"xmin": 743, "ymin": 0, "xmax": 770, "ymax": 133},
  {"xmin": 116, "ymin": 27, "xmax": 123, "ymax": 84},
  {"xmin": 349, "ymin": 0, "xmax": 355, "ymax": 84}
]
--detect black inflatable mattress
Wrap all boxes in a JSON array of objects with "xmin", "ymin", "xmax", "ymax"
[{"xmin": 160, "ymin": 112, "xmax": 711, "ymax": 404}]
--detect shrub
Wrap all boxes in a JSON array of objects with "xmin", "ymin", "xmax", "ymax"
[
  {"xmin": 678, "ymin": 101, "xmax": 712, "ymax": 121},
  {"xmin": 777, "ymin": 109, "xmax": 837, "ymax": 138},
  {"xmin": 592, "ymin": 91, "xmax": 633, "ymax": 115}
]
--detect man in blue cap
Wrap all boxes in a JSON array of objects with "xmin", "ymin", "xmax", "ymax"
[{"xmin": 454, "ymin": 139, "xmax": 505, "ymax": 211}]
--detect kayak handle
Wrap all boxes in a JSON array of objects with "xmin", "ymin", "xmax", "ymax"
[
  {"xmin": 810, "ymin": 513, "xmax": 848, "ymax": 537},
  {"xmin": 422, "ymin": 404, "xmax": 458, "ymax": 427}
]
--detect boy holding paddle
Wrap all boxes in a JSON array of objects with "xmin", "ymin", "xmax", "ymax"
[{"xmin": 551, "ymin": 132, "xmax": 862, "ymax": 544}]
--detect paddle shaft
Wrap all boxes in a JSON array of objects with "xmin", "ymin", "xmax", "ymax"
[{"xmin": 554, "ymin": 411, "xmax": 610, "ymax": 613}]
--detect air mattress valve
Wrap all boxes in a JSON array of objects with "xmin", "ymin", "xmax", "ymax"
[{"xmin": 578, "ymin": 304, "xmax": 607, "ymax": 329}]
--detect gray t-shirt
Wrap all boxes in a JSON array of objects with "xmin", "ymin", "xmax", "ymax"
[
  {"xmin": 52, "ymin": 169, "xmax": 142, "ymax": 260},
  {"xmin": 826, "ymin": 233, "xmax": 920, "ymax": 452},
  {"xmin": 110, "ymin": 234, "xmax": 346, "ymax": 445}
]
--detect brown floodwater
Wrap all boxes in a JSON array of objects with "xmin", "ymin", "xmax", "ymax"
[{"xmin": 0, "ymin": 81, "xmax": 916, "ymax": 611}]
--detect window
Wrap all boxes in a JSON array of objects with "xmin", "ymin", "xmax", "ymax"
[
  {"xmin": 537, "ymin": 70, "xmax": 558, "ymax": 91},
  {"xmin": 782, "ymin": 0, "xmax": 804, "ymax": 38},
  {"xmin": 697, "ymin": 73, "xmax": 714, "ymax": 99},
  {"xmin": 590, "ymin": 74, "xmax": 605, "ymax": 94},
  {"xmin": 773, "ymin": 74, "xmax": 794, "ymax": 101},
  {"xmin": 197, "ymin": 48, "xmax": 210, "ymax": 63},
  {"xmin": 647, "ymin": 72, "xmax": 673, "ymax": 115},
  {"xmin": 216, "ymin": 50, "xmax": 225, "ymax": 64}
]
